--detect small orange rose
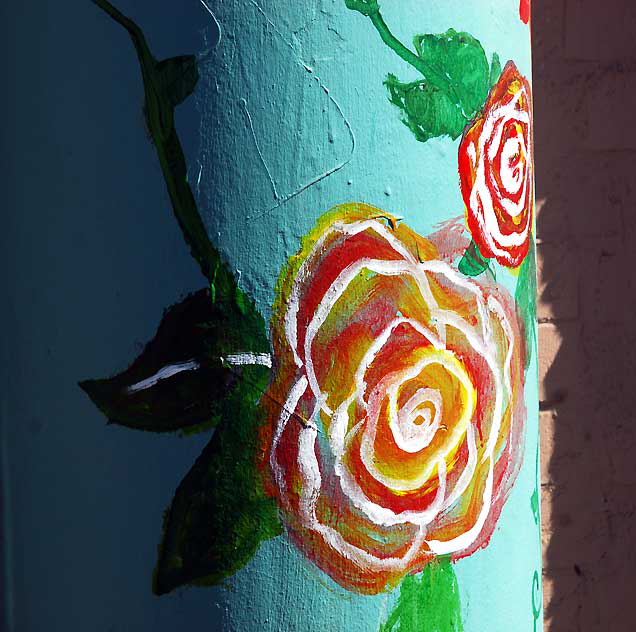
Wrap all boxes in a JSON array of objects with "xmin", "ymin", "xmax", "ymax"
[{"xmin": 459, "ymin": 62, "xmax": 533, "ymax": 268}]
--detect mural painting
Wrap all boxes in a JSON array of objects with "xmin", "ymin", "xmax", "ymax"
[{"xmin": 82, "ymin": 1, "xmax": 539, "ymax": 629}]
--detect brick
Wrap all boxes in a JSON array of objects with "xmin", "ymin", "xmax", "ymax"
[
  {"xmin": 532, "ymin": 61, "xmax": 593, "ymax": 171},
  {"xmin": 532, "ymin": 0, "xmax": 565, "ymax": 62},
  {"xmin": 539, "ymin": 410, "xmax": 556, "ymax": 486},
  {"xmin": 536, "ymin": 152, "xmax": 631, "ymax": 242},
  {"xmin": 584, "ymin": 70, "xmax": 636, "ymax": 151},
  {"xmin": 565, "ymin": 0, "xmax": 636, "ymax": 62},
  {"xmin": 537, "ymin": 241, "xmax": 579, "ymax": 321},
  {"xmin": 538, "ymin": 323, "xmax": 562, "ymax": 402}
]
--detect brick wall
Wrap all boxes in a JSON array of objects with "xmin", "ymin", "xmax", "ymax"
[{"xmin": 534, "ymin": 1, "xmax": 636, "ymax": 629}]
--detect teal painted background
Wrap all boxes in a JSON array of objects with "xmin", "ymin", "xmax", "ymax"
[
  {"xmin": 196, "ymin": 1, "xmax": 540, "ymax": 630},
  {"xmin": 1, "ymin": 1, "xmax": 539, "ymax": 630}
]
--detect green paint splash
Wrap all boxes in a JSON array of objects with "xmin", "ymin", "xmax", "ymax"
[
  {"xmin": 530, "ymin": 440, "xmax": 542, "ymax": 630},
  {"xmin": 380, "ymin": 559, "xmax": 464, "ymax": 632},
  {"xmin": 515, "ymin": 243, "xmax": 538, "ymax": 369},
  {"xmin": 488, "ymin": 52, "xmax": 502, "ymax": 89},
  {"xmin": 385, "ymin": 74, "xmax": 468, "ymax": 143},
  {"xmin": 531, "ymin": 569, "xmax": 542, "ymax": 632},
  {"xmin": 458, "ymin": 240, "xmax": 493, "ymax": 278}
]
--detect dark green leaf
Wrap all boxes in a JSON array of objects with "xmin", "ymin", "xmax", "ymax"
[
  {"xmin": 413, "ymin": 29, "xmax": 490, "ymax": 120},
  {"xmin": 157, "ymin": 55, "xmax": 199, "ymax": 107},
  {"xmin": 380, "ymin": 558, "xmax": 464, "ymax": 632},
  {"xmin": 515, "ymin": 244, "xmax": 537, "ymax": 370},
  {"xmin": 385, "ymin": 29, "xmax": 491, "ymax": 142},
  {"xmin": 79, "ymin": 287, "xmax": 270, "ymax": 433},
  {"xmin": 385, "ymin": 74, "xmax": 467, "ymax": 142},
  {"xmin": 153, "ymin": 364, "xmax": 282, "ymax": 594},
  {"xmin": 458, "ymin": 240, "xmax": 491, "ymax": 277},
  {"xmin": 489, "ymin": 52, "xmax": 502, "ymax": 89}
]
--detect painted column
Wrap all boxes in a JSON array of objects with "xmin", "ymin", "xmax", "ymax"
[{"xmin": 84, "ymin": 1, "xmax": 540, "ymax": 630}]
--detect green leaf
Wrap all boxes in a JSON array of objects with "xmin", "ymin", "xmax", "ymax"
[
  {"xmin": 458, "ymin": 240, "xmax": 491, "ymax": 277},
  {"xmin": 489, "ymin": 52, "xmax": 502, "ymax": 88},
  {"xmin": 412, "ymin": 29, "xmax": 490, "ymax": 120},
  {"xmin": 380, "ymin": 558, "xmax": 464, "ymax": 632},
  {"xmin": 385, "ymin": 29, "xmax": 491, "ymax": 142},
  {"xmin": 157, "ymin": 55, "xmax": 199, "ymax": 107},
  {"xmin": 153, "ymin": 364, "xmax": 282, "ymax": 594},
  {"xmin": 385, "ymin": 74, "xmax": 467, "ymax": 142},
  {"xmin": 79, "ymin": 287, "xmax": 270, "ymax": 433},
  {"xmin": 515, "ymin": 245, "xmax": 537, "ymax": 370}
]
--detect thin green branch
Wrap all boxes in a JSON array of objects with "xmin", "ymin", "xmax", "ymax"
[
  {"xmin": 92, "ymin": 0, "xmax": 229, "ymax": 287},
  {"xmin": 368, "ymin": 12, "xmax": 425, "ymax": 74},
  {"xmin": 92, "ymin": 0, "xmax": 149, "ymax": 59},
  {"xmin": 346, "ymin": 1, "xmax": 463, "ymax": 110}
]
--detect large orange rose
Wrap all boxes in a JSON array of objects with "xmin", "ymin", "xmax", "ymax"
[
  {"xmin": 459, "ymin": 61, "xmax": 533, "ymax": 268},
  {"xmin": 261, "ymin": 204, "xmax": 525, "ymax": 594}
]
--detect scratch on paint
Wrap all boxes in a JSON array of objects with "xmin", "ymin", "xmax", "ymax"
[
  {"xmin": 248, "ymin": 89, "xmax": 355, "ymax": 220},
  {"xmin": 196, "ymin": 0, "xmax": 223, "ymax": 72},
  {"xmin": 196, "ymin": 161, "xmax": 204, "ymax": 192},
  {"xmin": 249, "ymin": 0, "xmax": 298, "ymax": 55},
  {"xmin": 240, "ymin": 98, "xmax": 280, "ymax": 200},
  {"xmin": 246, "ymin": 0, "xmax": 357, "ymax": 220},
  {"xmin": 218, "ymin": 359, "xmax": 316, "ymax": 431},
  {"xmin": 195, "ymin": 161, "xmax": 204, "ymax": 197},
  {"xmin": 198, "ymin": 0, "xmax": 222, "ymax": 47}
]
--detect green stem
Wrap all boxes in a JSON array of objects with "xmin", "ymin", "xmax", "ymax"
[
  {"xmin": 350, "ymin": 4, "xmax": 464, "ymax": 113},
  {"xmin": 368, "ymin": 12, "xmax": 425, "ymax": 74},
  {"xmin": 92, "ymin": 0, "xmax": 229, "ymax": 287}
]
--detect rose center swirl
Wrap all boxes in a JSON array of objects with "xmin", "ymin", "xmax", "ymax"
[
  {"xmin": 495, "ymin": 121, "xmax": 528, "ymax": 219},
  {"xmin": 500, "ymin": 137, "xmax": 525, "ymax": 195},
  {"xmin": 389, "ymin": 387, "xmax": 442, "ymax": 453},
  {"xmin": 359, "ymin": 350, "xmax": 478, "ymax": 493}
]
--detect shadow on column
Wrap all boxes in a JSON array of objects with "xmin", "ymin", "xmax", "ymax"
[{"xmin": 533, "ymin": 0, "xmax": 636, "ymax": 629}]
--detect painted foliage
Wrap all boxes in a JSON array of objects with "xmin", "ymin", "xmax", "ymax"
[{"xmin": 83, "ymin": 0, "xmax": 536, "ymax": 629}]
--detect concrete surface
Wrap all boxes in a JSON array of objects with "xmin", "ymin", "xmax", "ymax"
[{"xmin": 534, "ymin": 1, "xmax": 636, "ymax": 629}]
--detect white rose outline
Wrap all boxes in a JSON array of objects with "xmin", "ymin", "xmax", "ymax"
[
  {"xmin": 459, "ymin": 61, "xmax": 533, "ymax": 268},
  {"xmin": 263, "ymin": 205, "xmax": 525, "ymax": 594}
]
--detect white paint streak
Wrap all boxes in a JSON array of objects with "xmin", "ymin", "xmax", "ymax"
[
  {"xmin": 426, "ymin": 460, "xmax": 494, "ymax": 555},
  {"xmin": 270, "ymin": 375, "xmax": 310, "ymax": 512},
  {"xmin": 126, "ymin": 360, "xmax": 200, "ymax": 394},
  {"xmin": 469, "ymin": 88, "xmax": 532, "ymax": 261},
  {"xmin": 390, "ymin": 388, "xmax": 442, "ymax": 454},
  {"xmin": 223, "ymin": 352, "xmax": 273, "ymax": 368}
]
